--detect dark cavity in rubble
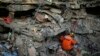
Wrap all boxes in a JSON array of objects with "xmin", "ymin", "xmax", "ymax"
[
  {"xmin": 0, "ymin": 8, "xmax": 9, "ymax": 17},
  {"xmin": 86, "ymin": 6, "xmax": 100, "ymax": 15},
  {"xmin": 14, "ymin": 9, "xmax": 35, "ymax": 18},
  {"xmin": 0, "ymin": 25, "xmax": 11, "ymax": 34},
  {"xmin": 0, "ymin": 1, "xmax": 10, "ymax": 7}
]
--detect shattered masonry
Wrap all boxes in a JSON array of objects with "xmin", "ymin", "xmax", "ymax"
[{"xmin": 0, "ymin": 0, "xmax": 100, "ymax": 56}]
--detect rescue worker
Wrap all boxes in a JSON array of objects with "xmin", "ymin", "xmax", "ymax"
[
  {"xmin": 60, "ymin": 33, "xmax": 76, "ymax": 51},
  {"xmin": 60, "ymin": 33, "xmax": 81, "ymax": 56}
]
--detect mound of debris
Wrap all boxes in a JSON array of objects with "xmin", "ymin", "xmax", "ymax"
[{"xmin": 0, "ymin": 0, "xmax": 100, "ymax": 56}]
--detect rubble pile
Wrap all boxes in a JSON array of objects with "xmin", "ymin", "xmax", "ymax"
[{"xmin": 0, "ymin": 0, "xmax": 100, "ymax": 56}]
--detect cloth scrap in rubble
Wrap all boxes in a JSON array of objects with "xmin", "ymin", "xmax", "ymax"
[{"xmin": 3, "ymin": 17, "xmax": 12, "ymax": 24}]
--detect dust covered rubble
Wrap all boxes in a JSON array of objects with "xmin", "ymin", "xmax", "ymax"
[{"xmin": 0, "ymin": 0, "xmax": 100, "ymax": 56}]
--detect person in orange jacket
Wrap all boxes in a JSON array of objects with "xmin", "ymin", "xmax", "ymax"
[
  {"xmin": 60, "ymin": 33, "xmax": 81, "ymax": 56},
  {"xmin": 60, "ymin": 33, "xmax": 77, "ymax": 51}
]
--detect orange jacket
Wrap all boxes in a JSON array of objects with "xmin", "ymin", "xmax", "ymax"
[{"xmin": 60, "ymin": 35, "xmax": 77, "ymax": 51}]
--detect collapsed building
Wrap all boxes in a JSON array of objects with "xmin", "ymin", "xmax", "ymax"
[{"xmin": 0, "ymin": 0, "xmax": 100, "ymax": 56}]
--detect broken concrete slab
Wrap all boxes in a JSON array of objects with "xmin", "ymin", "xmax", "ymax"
[
  {"xmin": 8, "ymin": 5, "xmax": 33, "ymax": 11},
  {"xmin": 50, "ymin": 8, "xmax": 61, "ymax": 14}
]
